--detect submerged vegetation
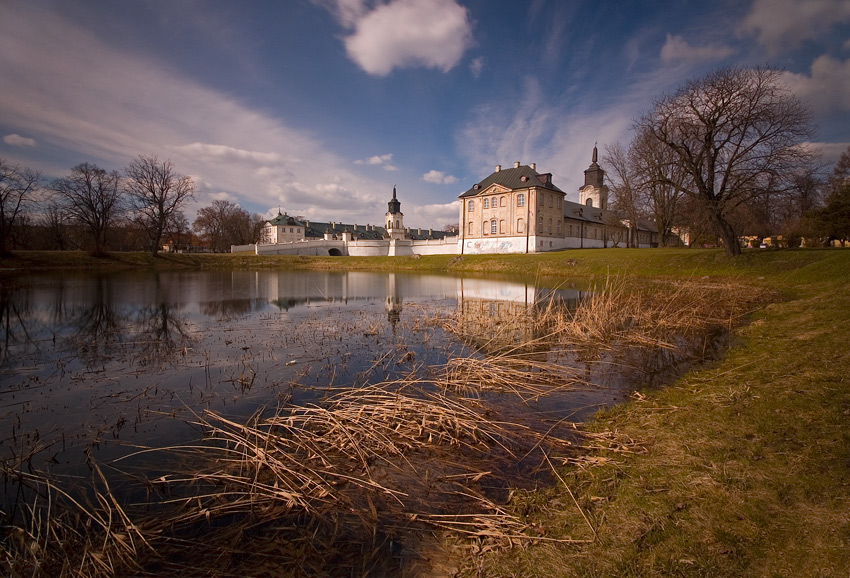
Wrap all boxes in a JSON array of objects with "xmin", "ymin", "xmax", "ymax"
[{"xmin": 2, "ymin": 248, "xmax": 849, "ymax": 577}]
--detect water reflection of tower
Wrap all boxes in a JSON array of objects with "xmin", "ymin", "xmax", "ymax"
[{"xmin": 385, "ymin": 273, "xmax": 403, "ymax": 330}]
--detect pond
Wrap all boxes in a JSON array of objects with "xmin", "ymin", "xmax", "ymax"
[
  {"xmin": 2, "ymin": 268, "xmax": 724, "ymax": 577},
  {"xmin": 0, "ymin": 270, "xmax": 619, "ymax": 473}
]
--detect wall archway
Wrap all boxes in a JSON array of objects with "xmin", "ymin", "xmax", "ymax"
[{"xmin": 328, "ymin": 248, "xmax": 343, "ymax": 256}]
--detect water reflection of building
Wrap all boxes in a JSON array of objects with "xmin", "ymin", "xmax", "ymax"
[{"xmin": 454, "ymin": 278, "xmax": 585, "ymax": 348}]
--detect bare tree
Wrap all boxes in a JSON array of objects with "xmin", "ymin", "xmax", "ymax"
[
  {"xmin": 636, "ymin": 67, "xmax": 816, "ymax": 255},
  {"xmin": 630, "ymin": 128, "xmax": 688, "ymax": 247},
  {"xmin": 603, "ymin": 142, "xmax": 643, "ymax": 248},
  {"xmin": 124, "ymin": 155, "xmax": 195, "ymax": 256},
  {"xmin": 193, "ymin": 200, "xmax": 259, "ymax": 252},
  {"xmin": 0, "ymin": 158, "xmax": 40, "ymax": 256},
  {"xmin": 52, "ymin": 163, "xmax": 123, "ymax": 256}
]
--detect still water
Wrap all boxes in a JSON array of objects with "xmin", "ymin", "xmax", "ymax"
[{"xmin": 0, "ymin": 269, "xmax": 621, "ymax": 476}]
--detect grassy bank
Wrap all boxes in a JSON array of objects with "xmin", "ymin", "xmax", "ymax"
[{"xmin": 463, "ymin": 249, "xmax": 850, "ymax": 577}]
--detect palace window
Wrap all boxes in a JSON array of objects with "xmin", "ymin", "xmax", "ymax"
[
  {"xmin": 517, "ymin": 193, "xmax": 525, "ymax": 207},
  {"xmin": 517, "ymin": 218, "xmax": 524, "ymax": 233},
  {"xmin": 557, "ymin": 220, "xmax": 561, "ymax": 234},
  {"xmin": 539, "ymin": 192, "xmax": 544, "ymax": 206},
  {"xmin": 548, "ymin": 195, "xmax": 553, "ymax": 208},
  {"xmin": 468, "ymin": 221, "xmax": 474, "ymax": 235},
  {"xmin": 557, "ymin": 197, "xmax": 562, "ymax": 209},
  {"xmin": 548, "ymin": 218, "xmax": 552, "ymax": 233},
  {"xmin": 483, "ymin": 198, "xmax": 489, "ymax": 209},
  {"xmin": 490, "ymin": 220, "xmax": 497, "ymax": 234},
  {"xmin": 499, "ymin": 219, "xmax": 505, "ymax": 234},
  {"xmin": 483, "ymin": 221, "xmax": 489, "ymax": 234},
  {"xmin": 500, "ymin": 196, "xmax": 506, "ymax": 207},
  {"xmin": 468, "ymin": 200, "xmax": 474, "ymax": 212}
]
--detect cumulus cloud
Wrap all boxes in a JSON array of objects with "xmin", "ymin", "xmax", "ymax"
[
  {"xmin": 332, "ymin": 0, "xmax": 473, "ymax": 76},
  {"xmin": 783, "ymin": 55, "xmax": 850, "ymax": 114},
  {"xmin": 422, "ymin": 169, "xmax": 457, "ymax": 184},
  {"xmin": 354, "ymin": 153, "xmax": 398, "ymax": 171},
  {"xmin": 660, "ymin": 34, "xmax": 734, "ymax": 65},
  {"xmin": 405, "ymin": 200, "xmax": 460, "ymax": 229},
  {"xmin": 739, "ymin": 0, "xmax": 850, "ymax": 54}
]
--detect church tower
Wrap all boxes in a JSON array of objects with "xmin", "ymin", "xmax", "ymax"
[
  {"xmin": 385, "ymin": 186, "xmax": 405, "ymax": 240},
  {"xmin": 579, "ymin": 144, "xmax": 609, "ymax": 210}
]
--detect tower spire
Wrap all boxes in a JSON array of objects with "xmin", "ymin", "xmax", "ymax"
[{"xmin": 592, "ymin": 142, "xmax": 598, "ymax": 164}]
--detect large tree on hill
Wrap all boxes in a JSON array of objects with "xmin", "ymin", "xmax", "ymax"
[
  {"xmin": 124, "ymin": 155, "xmax": 195, "ymax": 256},
  {"xmin": 635, "ymin": 66, "xmax": 816, "ymax": 256},
  {"xmin": 0, "ymin": 158, "xmax": 40, "ymax": 256},
  {"xmin": 51, "ymin": 163, "xmax": 124, "ymax": 256}
]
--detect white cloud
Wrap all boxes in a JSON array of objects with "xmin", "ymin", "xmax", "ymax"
[
  {"xmin": 175, "ymin": 143, "xmax": 281, "ymax": 164},
  {"xmin": 422, "ymin": 169, "xmax": 457, "ymax": 184},
  {"xmin": 354, "ymin": 153, "xmax": 398, "ymax": 171},
  {"xmin": 3, "ymin": 133, "xmax": 36, "ymax": 147},
  {"xmin": 339, "ymin": 0, "xmax": 473, "ymax": 76},
  {"xmin": 739, "ymin": 0, "xmax": 850, "ymax": 54},
  {"xmin": 660, "ymin": 34, "xmax": 734, "ymax": 65},
  {"xmin": 783, "ymin": 55, "xmax": 850, "ymax": 114},
  {"xmin": 405, "ymin": 200, "xmax": 460, "ymax": 229}
]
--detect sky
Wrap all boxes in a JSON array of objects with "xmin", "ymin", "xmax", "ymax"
[{"xmin": 1, "ymin": 0, "xmax": 849, "ymax": 229}]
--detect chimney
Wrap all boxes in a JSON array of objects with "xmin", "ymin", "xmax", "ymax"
[
  {"xmin": 305, "ymin": 220, "xmax": 310, "ymax": 228},
  {"xmin": 514, "ymin": 161, "xmax": 521, "ymax": 168},
  {"xmin": 530, "ymin": 162, "xmax": 536, "ymax": 170},
  {"xmin": 495, "ymin": 164, "xmax": 501, "ymax": 172}
]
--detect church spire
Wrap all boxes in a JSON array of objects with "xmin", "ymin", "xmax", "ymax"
[{"xmin": 592, "ymin": 142, "xmax": 598, "ymax": 164}]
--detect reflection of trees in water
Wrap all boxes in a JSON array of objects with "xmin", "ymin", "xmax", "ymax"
[
  {"xmin": 67, "ymin": 276, "xmax": 130, "ymax": 363},
  {"xmin": 0, "ymin": 281, "xmax": 33, "ymax": 366},
  {"xmin": 200, "ymin": 298, "xmax": 268, "ymax": 319},
  {"xmin": 134, "ymin": 302, "xmax": 191, "ymax": 360}
]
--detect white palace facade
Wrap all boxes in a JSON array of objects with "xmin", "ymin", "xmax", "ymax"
[{"xmin": 242, "ymin": 148, "xmax": 667, "ymax": 257}]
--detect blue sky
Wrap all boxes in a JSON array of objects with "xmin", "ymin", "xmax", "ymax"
[{"xmin": 1, "ymin": 0, "xmax": 849, "ymax": 229}]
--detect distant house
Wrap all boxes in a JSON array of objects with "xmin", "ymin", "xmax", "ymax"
[{"xmin": 259, "ymin": 212, "xmax": 306, "ymax": 244}]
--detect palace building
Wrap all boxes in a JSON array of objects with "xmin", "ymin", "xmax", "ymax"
[{"xmin": 457, "ymin": 147, "xmax": 665, "ymax": 254}]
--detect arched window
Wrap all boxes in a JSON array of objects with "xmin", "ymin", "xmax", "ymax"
[
  {"xmin": 467, "ymin": 221, "xmax": 474, "ymax": 235},
  {"xmin": 395, "ymin": 220, "xmax": 400, "ymax": 228},
  {"xmin": 483, "ymin": 221, "xmax": 488, "ymax": 234},
  {"xmin": 499, "ymin": 219, "xmax": 505, "ymax": 233},
  {"xmin": 585, "ymin": 198, "xmax": 593, "ymax": 207},
  {"xmin": 517, "ymin": 218, "xmax": 524, "ymax": 233},
  {"xmin": 490, "ymin": 220, "xmax": 497, "ymax": 234},
  {"xmin": 500, "ymin": 196, "xmax": 506, "ymax": 207}
]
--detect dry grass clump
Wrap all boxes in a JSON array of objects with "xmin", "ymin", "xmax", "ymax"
[{"xmin": 1, "ymin": 459, "xmax": 151, "ymax": 578}]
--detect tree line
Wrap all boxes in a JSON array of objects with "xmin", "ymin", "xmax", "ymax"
[
  {"xmin": 603, "ymin": 66, "xmax": 849, "ymax": 255},
  {"xmin": 0, "ymin": 155, "xmax": 265, "ymax": 256}
]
